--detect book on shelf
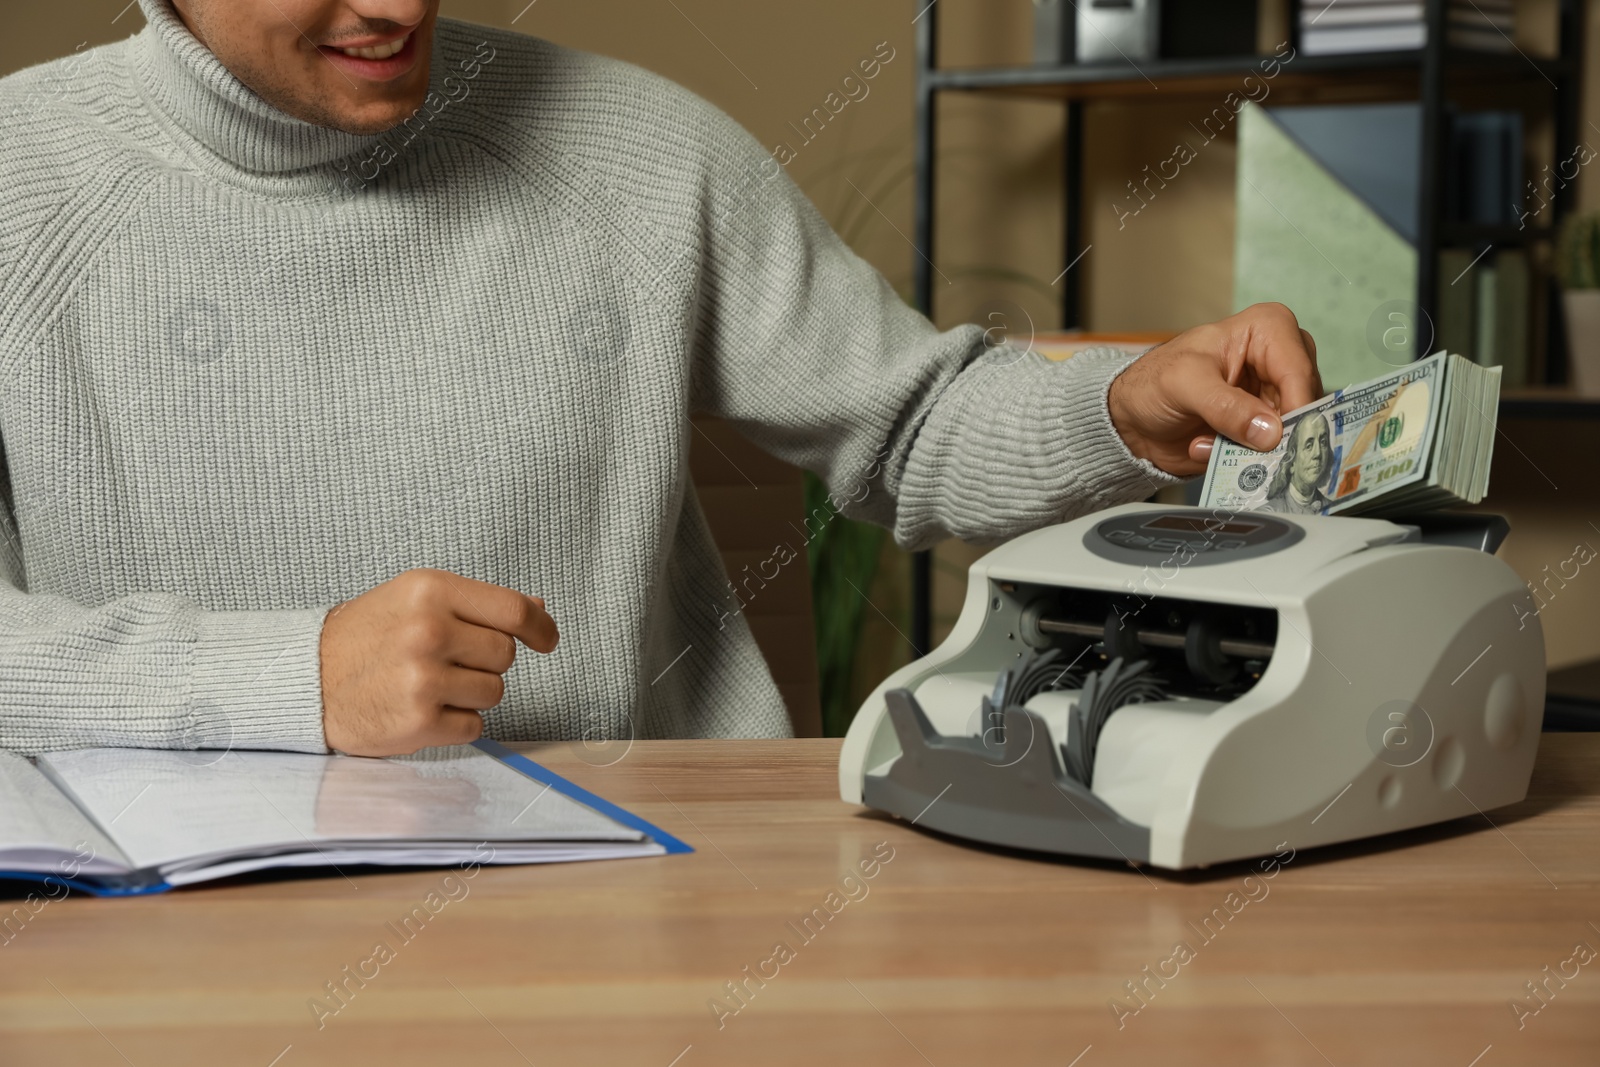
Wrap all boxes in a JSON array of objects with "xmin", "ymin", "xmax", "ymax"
[
  {"xmin": 1437, "ymin": 247, "xmax": 1479, "ymax": 359},
  {"xmin": 1446, "ymin": 111, "xmax": 1524, "ymax": 227},
  {"xmin": 1476, "ymin": 261, "xmax": 1499, "ymax": 369},
  {"xmin": 1304, "ymin": 2, "xmax": 1511, "ymax": 29},
  {"xmin": 1031, "ymin": 0, "xmax": 1075, "ymax": 66},
  {"xmin": 1493, "ymin": 250, "xmax": 1531, "ymax": 388},
  {"xmin": 1437, "ymin": 247, "xmax": 1531, "ymax": 388},
  {"xmin": 1298, "ymin": 0, "xmax": 1515, "ymax": 56}
]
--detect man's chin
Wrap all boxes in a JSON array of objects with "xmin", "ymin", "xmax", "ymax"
[
  {"xmin": 320, "ymin": 100, "xmax": 426, "ymax": 136},
  {"xmin": 331, "ymin": 116, "xmax": 406, "ymax": 136},
  {"xmin": 286, "ymin": 77, "xmax": 432, "ymax": 136}
]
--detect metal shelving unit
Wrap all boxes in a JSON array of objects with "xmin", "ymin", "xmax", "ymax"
[
  {"xmin": 926, "ymin": 48, "xmax": 1571, "ymax": 98},
  {"xmin": 906, "ymin": 0, "xmax": 1586, "ymax": 656}
]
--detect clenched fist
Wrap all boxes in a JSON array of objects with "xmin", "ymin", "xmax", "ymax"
[{"xmin": 318, "ymin": 569, "xmax": 559, "ymax": 757}]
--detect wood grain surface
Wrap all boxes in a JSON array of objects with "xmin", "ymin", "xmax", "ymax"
[{"xmin": 2, "ymin": 736, "xmax": 1597, "ymax": 1066}]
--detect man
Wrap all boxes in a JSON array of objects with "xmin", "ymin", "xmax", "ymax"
[
  {"xmin": 0, "ymin": 0, "xmax": 1321, "ymax": 758},
  {"xmin": 1261, "ymin": 413, "xmax": 1334, "ymax": 515}
]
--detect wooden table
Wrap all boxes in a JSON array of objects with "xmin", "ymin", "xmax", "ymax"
[{"xmin": 3, "ymin": 737, "xmax": 1598, "ymax": 1066}]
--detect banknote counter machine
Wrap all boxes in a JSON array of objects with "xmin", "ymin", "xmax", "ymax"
[{"xmin": 839, "ymin": 504, "xmax": 1544, "ymax": 870}]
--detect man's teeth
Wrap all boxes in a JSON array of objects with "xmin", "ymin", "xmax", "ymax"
[{"xmin": 339, "ymin": 35, "xmax": 409, "ymax": 60}]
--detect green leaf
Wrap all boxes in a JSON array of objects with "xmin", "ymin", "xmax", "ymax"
[{"xmin": 803, "ymin": 471, "xmax": 888, "ymax": 736}]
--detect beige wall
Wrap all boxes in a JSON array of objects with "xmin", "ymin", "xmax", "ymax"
[{"xmin": 6, "ymin": 0, "xmax": 1598, "ymax": 686}]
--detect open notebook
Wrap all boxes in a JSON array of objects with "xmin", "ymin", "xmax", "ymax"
[{"xmin": 0, "ymin": 740, "xmax": 689, "ymax": 895}]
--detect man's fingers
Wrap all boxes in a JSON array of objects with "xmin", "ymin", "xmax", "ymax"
[
  {"xmin": 505, "ymin": 597, "xmax": 559, "ymax": 653},
  {"xmin": 444, "ymin": 621, "xmax": 518, "ymax": 674},
  {"xmin": 432, "ymin": 708, "xmax": 486, "ymax": 747},
  {"xmin": 412, "ymin": 571, "xmax": 560, "ymax": 653},
  {"xmin": 1298, "ymin": 328, "xmax": 1324, "ymax": 398},
  {"xmin": 1199, "ymin": 382, "xmax": 1283, "ymax": 452},
  {"xmin": 1299, "ymin": 327, "xmax": 1318, "ymax": 364},
  {"xmin": 1242, "ymin": 304, "xmax": 1321, "ymax": 413},
  {"xmin": 1286, "ymin": 326, "xmax": 1324, "ymax": 399},
  {"xmin": 440, "ymin": 666, "xmax": 506, "ymax": 711},
  {"xmin": 1262, "ymin": 338, "xmax": 1319, "ymax": 412}
]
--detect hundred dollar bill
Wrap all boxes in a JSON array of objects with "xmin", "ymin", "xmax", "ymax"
[{"xmin": 1198, "ymin": 352, "xmax": 1497, "ymax": 517}]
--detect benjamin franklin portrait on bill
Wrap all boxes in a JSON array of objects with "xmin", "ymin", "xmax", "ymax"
[{"xmin": 1262, "ymin": 413, "xmax": 1334, "ymax": 515}]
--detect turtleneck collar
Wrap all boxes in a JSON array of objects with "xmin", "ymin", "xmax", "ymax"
[{"xmin": 130, "ymin": 0, "xmax": 430, "ymax": 176}]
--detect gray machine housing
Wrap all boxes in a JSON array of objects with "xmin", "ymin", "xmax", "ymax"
[{"xmin": 839, "ymin": 505, "xmax": 1545, "ymax": 870}]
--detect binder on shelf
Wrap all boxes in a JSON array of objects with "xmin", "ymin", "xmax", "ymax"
[
  {"xmin": 1475, "ymin": 261, "xmax": 1499, "ymax": 368},
  {"xmin": 1439, "ymin": 249, "xmax": 1530, "ymax": 387},
  {"xmin": 1160, "ymin": 0, "xmax": 1259, "ymax": 60},
  {"xmin": 1447, "ymin": 110, "xmax": 1524, "ymax": 227},
  {"xmin": 1493, "ymin": 250, "xmax": 1531, "ymax": 388},
  {"xmin": 1437, "ymin": 247, "xmax": 1479, "ymax": 358},
  {"xmin": 1032, "ymin": 0, "xmax": 1076, "ymax": 66}
]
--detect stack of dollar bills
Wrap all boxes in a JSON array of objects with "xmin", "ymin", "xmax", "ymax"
[{"xmin": 1199, "ymin": 352, "xmax": 1502, "ymax": 517}]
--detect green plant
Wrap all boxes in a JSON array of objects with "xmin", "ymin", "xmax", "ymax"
[
  {"xmin": 1556, "ymin": 212, "xmax": 1600, "ymax": 290},
  {"xmin": 801, "ymin": 136, "xmax": 1057, "ymax": 736},
  {"xmin": 804, "ymin": 471, "xmax": 889, "ymax": 737}
]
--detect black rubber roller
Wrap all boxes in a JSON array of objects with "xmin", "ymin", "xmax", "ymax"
[{"xmin": 1185, "ymin": 614, "xmax": 1240, "ymax": 685}]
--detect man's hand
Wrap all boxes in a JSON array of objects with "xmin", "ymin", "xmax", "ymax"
[
  {"xmin": 319, "ymin": 569, "xmax": 560, "ymax": 757},
  {"xmin": 1107, "ymin": 303, "xmax": 1324, "ymax": 477}
]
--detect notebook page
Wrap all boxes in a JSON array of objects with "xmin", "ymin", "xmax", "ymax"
[
  {"xmin": 162, "ymin": 842, "xmax": 663, "ymax": 887},
  {"xmin": 0, "ymin": 751, "xmax": 128, "ymax": 874},
  {"xmin": 38, "ymin": 745, "xmax": 643, "ymax": 872}
]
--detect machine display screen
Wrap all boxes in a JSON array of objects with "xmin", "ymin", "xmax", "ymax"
[
  {"xmin": 1142, "ymin": 515, "xmax": 1262, "ymax": 536},
  {"xmin": 1086, "ymin": 508, "xmax": 1302, "ymax": 567}
]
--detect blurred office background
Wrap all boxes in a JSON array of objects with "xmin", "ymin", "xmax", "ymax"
[{"xmin": 6, "ymin": 0, "xmax": 1597, "ymax": 734}]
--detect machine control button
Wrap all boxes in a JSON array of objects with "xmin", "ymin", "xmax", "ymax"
[{"xmin": 1483, "ymin": 672, "xmax": 1525, "ymax": 752}]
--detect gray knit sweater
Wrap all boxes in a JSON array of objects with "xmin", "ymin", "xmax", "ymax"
[{"xmin": 0, "ymin": 0, "xmax": 1175, "ymax": 755}]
